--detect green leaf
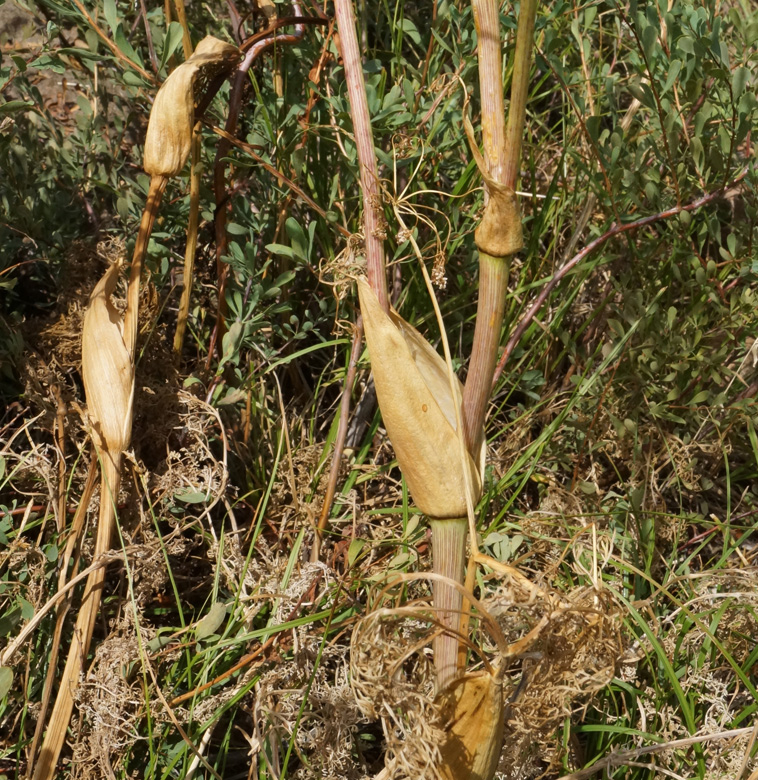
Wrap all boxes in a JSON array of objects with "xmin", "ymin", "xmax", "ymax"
[
  {"xmin": 400, "ymin": 18, "xmax": 421, "ymax": 46},
  {"xmin": 103, "ymin": 0, "xmax": 118, "ymax": 34},
  {"xmin": 347, "ymin": 538, "xmax": 365, "ymax": 567},
  {"xmin": 195, "ymin": 602, "xmax": 227, "ymax": 640},
  {"xmin": 284, "ymin": 217, "xmax": 308, "ymax": 261},
  {"xmin": 174, "ymin": 490, "xmax": 209, "ymax": 504},
  {"xmin": 0, "ymin": 100, "xmax": 34, "ymax": 115},
  {"xmin": 266, "ymin": 243, "xmax": 296, "ymax": 259},
  {"xmin": 732, "ymin": 67, "xmax": 748, "ymax": 97},
  {"xmin": 0, "ymin": 667, "xmax": 13, "ymax": 699},
  {"xmin": 641, "ymin": 24, "xmax": 658, "ymax": 59},
  {"xmin": 18, "ymin": 598, "xmax": 33, "ymax": 621},
  {"xmin": 661, "ymin": 59, "xmax": 681, "ymax": 95},
  {"xmin": 160, "ymin": 22, "xmax": 185, "ymax": 72}
]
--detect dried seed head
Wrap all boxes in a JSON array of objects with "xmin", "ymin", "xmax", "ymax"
[
  {"xmin": 144, "ymin": 36, "xmax": 239, "ymax": 177},
  {"xmin": 82, "ymin": 261, "xmax": 134, "ymax": 461},
  {"xmin": 358, "ymin": 279, "xmax": 484, "ymax": 518},
  {"xmin": 436, "ymin": 670, "xmax": 505, "ymax": 780}
]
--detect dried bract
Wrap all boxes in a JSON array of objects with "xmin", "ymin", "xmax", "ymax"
[
  {"xmin": 358, "ymin": 279, "xmax": 484, "ymax": 518},
  {"xmin": 143, "ymin": 36, "xmax": 240, "ymax": 177},
  {"xmin": 436, "ymin": 670, "xmax": 505, "ymax": 780},
  {"xmin": 81, "ymin": 260, "xmax": 134, "ymax": 463}
]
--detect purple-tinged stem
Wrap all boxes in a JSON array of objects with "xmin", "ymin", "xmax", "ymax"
[{"xmin": 333, "ymin": 0, "xmax": 388, "ymax": 309}]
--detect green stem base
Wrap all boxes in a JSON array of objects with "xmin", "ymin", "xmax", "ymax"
[{"xmin": 430, "ymin": 517, "xmax": 468, "ymax": 691}]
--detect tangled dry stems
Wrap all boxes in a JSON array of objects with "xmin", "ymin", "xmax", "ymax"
[{"xmin": 349, "ymin": 565, "xmax": 625, "ymax": 780}]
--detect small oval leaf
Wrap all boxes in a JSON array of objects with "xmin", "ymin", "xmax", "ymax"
[
  {"xmin": 0, "ymin": 667, "xmax": 13, "ymax": 699},
  {"xmin": 195, "ymin": 602, "xmax": 227, "ymax": 640}
]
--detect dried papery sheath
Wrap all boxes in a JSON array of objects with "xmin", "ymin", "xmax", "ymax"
[
  {"xmin": 82, "ymin": 259, "xmax": 134, "ymax": 462},
  {"xmin": 436, "ymin": 670, "xmax": 505, "ymax": 780},
  {"xmin": 144, "ymin": 36, "xmax": 240, "ymax": 177},
  {"xmin": 358, "ymin": 279, "xmax": 484, "ymax": 518}
]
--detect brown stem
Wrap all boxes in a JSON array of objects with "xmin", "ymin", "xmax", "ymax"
[
  {"xmin": 209, "ymin": 9, "xmax": 313, "ymax": 367},
  {"xmin": 124, "ymin": 175, "xmax": 167, "ymax": 357},
  {"xmin": 32, "ymin": 455, "xmax": 121, "ymax": 780},
  {"xmin": 25, "ymin": 460, "xmax": 98, "ymax": 777},
  {"xmin": 470, "ymin": 0, "xmax": 508, "ymax": 182},
  {"xmin": 310, "ymin": 317, "xmax": 364, "ymax": 562},
  {"xmin": 173, "ymin": 127, "xmax": 202, "ymax": 357},
  {"xmin": 333, "ymin": 0, "xmax": 387, "ymax": 309}
]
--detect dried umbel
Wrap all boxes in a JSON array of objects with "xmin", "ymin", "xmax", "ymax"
[
  {"xmin": 144, "ymin": 36, "xmax": 240, "ymax": 177},
  {"xmin": 81, "ymin": 258, "xmax": 134, "ymax": 464},
  {"xmin": 436, "ymin": 669, "xmax": 505, "ymax": 780},
  {"xmin": 358, "ymin": 279, "xmax": 484, "ymax": 518}
]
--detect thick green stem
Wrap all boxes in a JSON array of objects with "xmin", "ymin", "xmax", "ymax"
[
  {"xmin": 462, "ymin": 0, "xmax": 538, "ymax": 454},
  {"xmin": 430, "ymin": 517, "xmax": 468, "ymax": 690},
  {"xmin": 462, "ymin": 254, "xmax": 510, "ymax": 454},
  {"xmin": 333, "ymin": 0, "xmax": 388, "ymax": 309}
]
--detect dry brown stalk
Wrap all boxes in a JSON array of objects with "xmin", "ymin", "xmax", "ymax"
[{"xmin": 333, "ymin": 0, "xmax": 388, "ymax": 309}]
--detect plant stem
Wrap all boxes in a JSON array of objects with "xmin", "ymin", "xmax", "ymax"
[
  {"xmin": 32, "ymin": 456, "xmax": 121, "ymax": 780},
  {"xmin": 462, "ymin": 0, "xmax": 538, "ymax": 454},
  {"xmin": 462, "ymin": 253, "xmax": 510, "ymax": 454},
  {"xmin": 172, "ymin": 1, "xmax": 198, "ymax": 358},
  {"xmin": 173, "ymin": 127, "xmax": 201, "ymax": 357},
  {"xmin": 124, "ymin": 175, "xmax": 167, "ymax": 357},
  {"xmin": 333, "ymin": 0, "xmax": 387, "ymax": 309},
  {"xmin": 430, "ymin": 517, "xmax": 468, "ymax": 689},
  {"xmin": 311, "ymin": 317, "xmax": 364, "ymax": 562}
]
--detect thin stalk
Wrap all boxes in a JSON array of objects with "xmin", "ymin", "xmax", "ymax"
[
  {"xmin": 172, "ymin": 1, "xmax": 200, "ymax": 357},
  {"xmin": 25, "ymin": 460, "xmax": 98, "ymax": 777},
  {"xmin": 333, "ymin": 0, "xmax": 387, "ymax": 309},
  {"xmin": 32, "ymin": 456, "xmax": 121, "ymax": 780},
  {"xmin": 430, "ymin": 518, "xmax": 468, "ymax": 687},
  {"xmin": 173, "ymin": 126, "xmax": 202, "ymax": 356},
  {"xmin": 124, "ymin": 175, "xmax": 167, "ymax": 356},
  {"xmin": 461, "ymin": 0, "xmax": 538, "ymax": 454},
  {"xmin": 310, "ymin": 317, "xmax": 364, "ymax": 562},
  {"xmin": 208, "ymin": 11, "xmax": 312, "ymax": 366}
]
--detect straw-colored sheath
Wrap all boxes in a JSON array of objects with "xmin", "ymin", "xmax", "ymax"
[{"xmin": 358, "ymin": 279, "xmax": 484, "ymax": 518}]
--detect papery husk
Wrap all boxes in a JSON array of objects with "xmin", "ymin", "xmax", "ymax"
[
  {"xmin": 474, "ymin": 183, "xmax": 523, "ymax": 257},
  {"xmin": 81, "ymin": 259, "xmax": 134, "ymax": 462},
  {"xmin": 436, "ymin": 669, "xmax": 505, "ymax": 780},
  {"xmin": 358, "ymin": 279, "xmax": 484, "ymax": 518},
  {"xmin": 144, "ymin": 36, "xmax": 240, "ymax": 177}
]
